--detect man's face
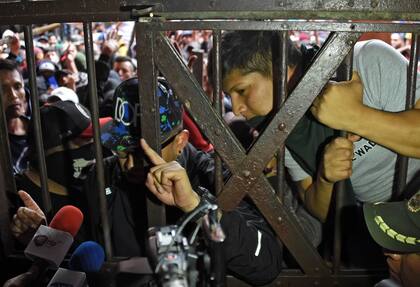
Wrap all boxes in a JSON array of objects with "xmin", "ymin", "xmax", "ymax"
[
  {"xmin": 223, "ymin": 67, "xmax": 295, "ymax": 120},
  {"xmin": 391, "ymin": 34, "xmax": 404, "ymax": 49},
  {"xmin": 0, "ymin": 69, "xmax": 27, "ymax": 119},
  {"xmin": 113, "ymin": 61, "xmax": 135, "ymax": 81},
  {"xmin": 117, "ymin": 144, "xmax": 172, "ymax": 184},
  {"xmin": 385, "ymin": 252, "xmax": 420, "ymax": 287}
]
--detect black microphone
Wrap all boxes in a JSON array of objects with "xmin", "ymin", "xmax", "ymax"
[{"xmin": 3, "ymin": 206, "xmax": 84, "ymax": 287}]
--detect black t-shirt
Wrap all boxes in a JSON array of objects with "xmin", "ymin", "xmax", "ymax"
[{"xmin": 9, "ymin": 133, "xmax": 29, "ymax": 174}]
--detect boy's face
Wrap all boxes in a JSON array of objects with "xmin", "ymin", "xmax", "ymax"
[
  {"xmin": 223, "ymin": 69, "xmax": 273, "ymax": 120},
  {"xmin": 223, "ymin": 67, "xmax": 295, "ymax": 120}
]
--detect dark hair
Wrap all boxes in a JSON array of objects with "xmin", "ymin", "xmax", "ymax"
[
  {"xmin": 114, "ymin": 56, "xmax": 136, "ymax": 70},
  {"xmin": 0, "ymin": 59, "xmax": 20, "ymax": 73},
  {"xmin": 208, "ymin": 31, "xmax": 302, "ymax": 81}
]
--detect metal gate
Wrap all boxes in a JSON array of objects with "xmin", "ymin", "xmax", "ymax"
[{"xmin": 0, "ymin": 1, "xmax": 419, "ymax": 286}]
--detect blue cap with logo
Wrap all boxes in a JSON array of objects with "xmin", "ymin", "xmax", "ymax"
[{"xmin": 100, "ymin": 77, "xmax": 183, "ymax": 152}]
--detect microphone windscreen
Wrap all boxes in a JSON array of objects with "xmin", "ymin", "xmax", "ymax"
[
  {"xmin": 69, "ymin": 241, "xmax": 105, "ymax": 272},
  {"xmin": 49, "ymin": 205, "xmax": 84, "ymax": 237}
]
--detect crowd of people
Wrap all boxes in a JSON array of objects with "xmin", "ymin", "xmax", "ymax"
[{"xmin": 0, "ymin": 22, "xmax": 419, "ymax": 286}]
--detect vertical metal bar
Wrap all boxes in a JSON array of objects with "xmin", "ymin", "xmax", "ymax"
[
  {"xmin": 83, "ymin": 22, "xmax": 113, "ymax": 260},
  {"xmin": 23, "ymin": 25, "xmax": 52, "ymax": 216},
  {"xmin": 0, "ymin": 84, "xmax": 16, "ymax": 195},
  {"xmin": 211, "ymin": 29, "xmax": 225, "ymax": 287},
  {"xmin": 192, "ymin": 50, "xmax": 204, "ymax": 87},
  {"xmin": 273, "ymin": 31, "xmax": 288, "ymax": 197},
  {"xmin": 0, "ymin": 165, "xmax": 14, "ymax": 260},
  {"xmin": 0, "ymin": 82, "xmax": 15, "ymax": 257},
  {"xmin": 333, "ymin": 49, "xmax": 354, "ymax": 274},
  {"xmin": 212, "ymin": 30, "xmax": 224, "ymax": 196},
  {"xmin": 136, "ymin": 22, "xmax": 166, "ymax": 227},
  {"xmin": 393, "ymin": 33, "xmax": 420, "ymax": 200}
]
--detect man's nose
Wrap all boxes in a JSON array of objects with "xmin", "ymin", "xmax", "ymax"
[{"xmin": 7, "ymin": 88, "xmax": 19, "ymax": 101}]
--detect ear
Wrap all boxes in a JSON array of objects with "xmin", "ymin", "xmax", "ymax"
[{"xmin": 174, "ymin": 129, "xmax": 190, "ymax": 152}]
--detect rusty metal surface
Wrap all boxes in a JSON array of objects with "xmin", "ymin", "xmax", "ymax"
[
  {"xmin": 0, "ymin": 0, "xmax": 419, "ymax": 24},
  {"xmin": 0, "ymin": 81, "xmax": 15, "ymax": 259},
  {"xmin": 273, "ymin": 31, "xmax": 288, "ymax": 198},
  {"xmin": 83, "ymin": 22, "xmax": 114, "ymax": 259},
  {"xmin": 333, "ymin": 50, "xmax": 354, "ymax": 274},
  {"xmin": 153, "ymin": 32, "xmax": 246, "ymax": 171},
  {"xmin": 212, "ymin": 30, "xmax": 224, "ymax": 196},
  {"xmin": 227, "ymin": 269, "xmax": 388, "ymax": 287},
  {"xmin": 393, "ymin": 33, "xmax": 420, "ymax": 200},
  {"xmin": 136, "ymin": 23, "xmax": 167, "ymax": 227},
  {"xmin": 0, "ymin": 0, "xmax": 132, "ymax": 24},
  {"xmin": 0, "ymin": 1, "xmax": 412, "ymax": 284},
  {"xmin": 24, "ymin": 25, "xmax": 52, "ymax": 215},
  {"xmin": 148, "ymin": 20, "xmax": 420, "ymax": 33},
  {"xmin": 151, "ymin": 28, "xmax": 331, "ymax": 276},
  {"xmin": 125, "ymin": 0, "xmax": 420, "ymax": 21},
  {"xmin": 218, "ymin": 32, "xmax": 361, "ymax": 210}
]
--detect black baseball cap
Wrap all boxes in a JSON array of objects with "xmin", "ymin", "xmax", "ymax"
[
  {"xmin": 364, "ymin": 190, "xmax": 420, "ymax": 253},
  {"xmin": 100, "ymin": 77, "xmax": 183, "ymax": 152},
  {"xmin": 38, "ymin": 100, "xmax": 91, "ymax": 151}
]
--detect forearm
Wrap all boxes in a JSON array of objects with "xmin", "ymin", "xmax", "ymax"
[
  {"xmin": 347, "ymin": 107, "xmax": 420, "ymax": 158},
  {"xmin": 302, "ymin": 176, "xmax": 335, "ymax": 223}
]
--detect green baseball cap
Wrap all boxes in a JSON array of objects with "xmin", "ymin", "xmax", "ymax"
[{"xmin": 363, "ymin": 190, "xmax": 420, "ymax": 253}]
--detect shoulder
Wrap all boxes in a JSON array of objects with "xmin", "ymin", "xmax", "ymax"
[{"xmin": 354, "ymin": 40, "xmax": 406, "ymax": 63}]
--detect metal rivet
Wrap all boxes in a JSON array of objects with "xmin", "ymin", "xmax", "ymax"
[
  {"xmin": 150, "ymin": 108, "xmax": 156, "ymax": 113},
  {"xmin": 347, "ymin": 40, "xmax": 354, "ymax": 46},
  {"xmin": 242, "ymin": 170, "xmax": 251, "ymax": 178},
  {"xmin": 278, "ymin": 123, "xmax": 286, "ymax": 131},
  {"xmin": 278, "ymin": 216, "xmax": 282, "ymax": 222}
]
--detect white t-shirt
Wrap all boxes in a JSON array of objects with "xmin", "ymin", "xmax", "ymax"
[{"xmin": 285, "ymin": 40, "xmax": 420, "ymax": 203}]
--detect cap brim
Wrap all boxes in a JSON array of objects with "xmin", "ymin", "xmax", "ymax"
[
  {"xmin": 80, "ymin": 117, "xmax": 112, "ymax": 138},
  {"xmin": 100, "ymin": 119, "xmax": 139, "ymax": 152},
  {"xmin": 363, "ymin": 201, "xmax": 420, "ymax": 253}
]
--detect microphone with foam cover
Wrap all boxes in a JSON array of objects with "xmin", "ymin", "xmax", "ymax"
[
  {"xmin": 24, "ymin": 205, "xmax": 84, "ymax": 267},
  {"xmin": 4, "ymin": 205, "xmax": 84, "ymax": 287},
  {"xmin": 47, "ymin": 241, "xmax": 105, "ymax": 287}
]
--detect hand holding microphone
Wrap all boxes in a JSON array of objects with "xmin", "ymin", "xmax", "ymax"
[{"xmin": 4, "ymin": 205, "xmax": 84, "ymax": 287}]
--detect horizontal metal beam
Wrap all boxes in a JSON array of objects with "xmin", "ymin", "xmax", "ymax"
[
  {"xmin": 0, "ymin": 0, "xmax": 419, "ymax": 24},
  {"xmin": 0, "ymin": 0, "xmax": 132, "ymax": 25},
  {"xmin": 227, "ymin": 269, "xmax": 388, "ymax": 287},
  {"xmin": 126, "ymin": 0, "xmax": 420, "ymax": 21},
  {"xmin": 147, "ymin": 20, "xmax": 420, "ymax": 33}
]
